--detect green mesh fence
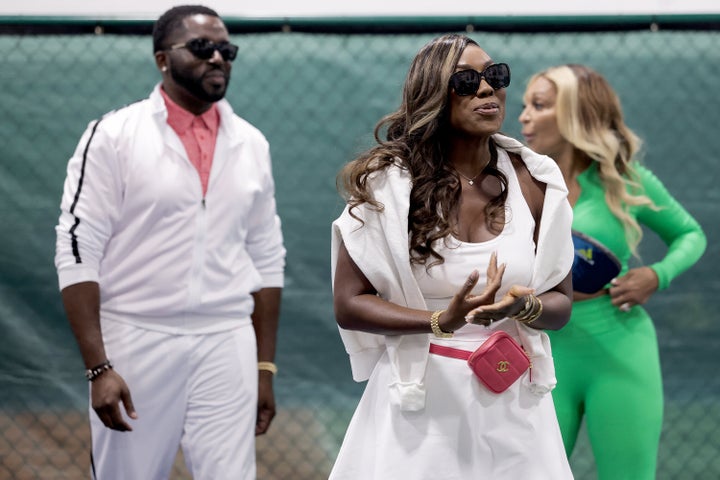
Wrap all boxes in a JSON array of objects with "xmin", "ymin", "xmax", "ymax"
[{"xmin": 0, "ymin": 17, "xmax": 718, "ymax": 479}]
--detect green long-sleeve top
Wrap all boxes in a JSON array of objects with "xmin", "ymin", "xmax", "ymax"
[{"xmin": 573, "ymin": 162, "xmax": 707, "ymax": 290}]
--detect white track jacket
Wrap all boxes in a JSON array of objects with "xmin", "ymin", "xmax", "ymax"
[{"xmin": 55, "ymin": 85, "xmax": 285, "ymax": 334}]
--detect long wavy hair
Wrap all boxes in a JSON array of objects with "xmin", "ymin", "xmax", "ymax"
[
  {"xmin": 530, "ymin": 64, "xmax": 655, "ymax": 254},
  {"xmin": 337, "ymin": 34, "xmax": 508, "ymax": 267}
]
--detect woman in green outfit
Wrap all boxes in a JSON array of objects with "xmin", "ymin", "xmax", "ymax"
[{"xmin": 519, "ymin": 64, "xmax": 707, "ymax": 480}]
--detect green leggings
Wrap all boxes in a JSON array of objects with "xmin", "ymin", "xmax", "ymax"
[{"xmin": 547, "ymin": 296, "xmax": 663, "ymax": 480}]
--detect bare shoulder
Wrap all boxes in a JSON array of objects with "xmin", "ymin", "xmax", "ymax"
[{"xmin": 508, "ymin": 152, "xmax": 545, "ymax": 222}]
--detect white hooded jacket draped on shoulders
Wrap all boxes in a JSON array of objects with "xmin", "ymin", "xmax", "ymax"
[{"xmin": 331, "ymin": 134, "xmax": 574, "ymax": 411}]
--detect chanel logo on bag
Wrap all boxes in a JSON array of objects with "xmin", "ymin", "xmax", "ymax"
[{"xmin": 496, "ymin": 360, "xmax": 510, "ymax": 372}]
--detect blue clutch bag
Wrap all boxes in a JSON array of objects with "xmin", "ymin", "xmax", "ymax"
[{"xmin": 571, "ymin": 230, "xmax": 622, "ymax": 294}]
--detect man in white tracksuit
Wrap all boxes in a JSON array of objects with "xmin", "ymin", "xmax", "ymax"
[{"xmin": 54, "ymin": 5, "xmax": 285, "ymax": 479}]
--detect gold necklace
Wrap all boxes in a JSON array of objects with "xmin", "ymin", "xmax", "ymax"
[
  {"xmin": 455, "ymin": 161, "xmax": 490, "ymax": 185},
  {"xmin": 456, "ymin": 170, "xmax": 482, "ymax": 185}
]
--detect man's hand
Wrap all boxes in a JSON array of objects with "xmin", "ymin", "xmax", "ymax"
[
  {"xmin": 256, "ymin": 373, "xmax": 276, "ymax": 435},
  {"xmin": 91, "ymin": 370, "xmax": 137, "ymax": 431}
]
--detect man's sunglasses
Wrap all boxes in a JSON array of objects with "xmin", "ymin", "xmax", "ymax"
[
  {"xmin": 169, "ymin": 38, "xmax": 239, "ymax": 62},
  {"xmin": 449, "ymin": 63, "xmax": 511, "ymax": 95}
]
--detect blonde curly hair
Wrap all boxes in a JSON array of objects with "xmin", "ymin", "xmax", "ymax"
[{"xmin": 529, "ymin": 64, "xmax": 656, "ymax": 254}]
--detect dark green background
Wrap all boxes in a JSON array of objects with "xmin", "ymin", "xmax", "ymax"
[{"xmin": 0, "ymin": 26, "xmax": 717, "ymax": 478}]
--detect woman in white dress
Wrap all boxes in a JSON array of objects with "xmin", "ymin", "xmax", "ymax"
[{"xmin": 330, "ymin": 34, "xmax": 575, "ymax": 479}]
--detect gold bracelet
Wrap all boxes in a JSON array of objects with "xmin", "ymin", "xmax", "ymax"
[
  {"xmin": 524, "ymin": 297, "xmax": 543, "ymax": 324},
  {"xmin": 517, "ymin": 297, "xmax": 539, "ymax": 323},
  {"xmin": 510, "ymin": 295, "xmax": 534, "ymax": 321},
  {"xmin": 514, "ymin": 296, "xmax": 543, "ymax": 324},
  {"xmin": 430, "ymin": 309, "xmax": 453, "ymax": 338},
  {"xmin": 258, "ymin": 361, "xmax": 278, "ymax": 375}
]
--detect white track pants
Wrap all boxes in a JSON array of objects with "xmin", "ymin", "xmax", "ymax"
[{"xmin": 90, "ymin": 320, "xmax": 258, "ymax": 480}]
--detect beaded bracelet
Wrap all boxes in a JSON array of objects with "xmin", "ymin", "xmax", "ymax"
[
  {"xmin": 258, "ymin": 361, "xmax": 278, "ymax": 375},
  {"xmin": 430, "ymin": 309, "xmax": 453, "ymax": 338},
  {"xmin": 85, "ymin": 360, "xmax": 113, "ymax": 382}
]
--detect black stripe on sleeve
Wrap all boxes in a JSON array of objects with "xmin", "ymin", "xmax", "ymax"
[{"xmin": 68, "ymin": 119, "xmax": 102, "ymax": 264}]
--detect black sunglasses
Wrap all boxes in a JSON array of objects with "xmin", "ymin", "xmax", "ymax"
[
  {"xmin": 169, "ymin": 38, "xmax": 239, "ymax": 62},
  {"xmin": 449, "ymin": 63, "xmax": 511, "ymax": 95}
]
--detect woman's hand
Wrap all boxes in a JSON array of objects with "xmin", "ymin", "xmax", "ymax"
[
  {"xmin": 439, "ymin": 252, "xmax": 508, "ymax": 331},
  {"xmin": 609, "ymin": 266, "xmax": 659, "ymax": 312},
  {"xmin": 465, "ymin": 284, "xmax": 534, "ymax": 326}
]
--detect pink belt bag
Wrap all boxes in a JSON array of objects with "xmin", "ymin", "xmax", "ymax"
[{"xmin": 429, "ymin": 331, "xmax": 531, "ymax": 393}]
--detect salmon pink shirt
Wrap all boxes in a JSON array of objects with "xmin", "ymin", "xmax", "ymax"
[{"xmin": 160, "ymin": 86, "xmax": 219, "ymax": 196}]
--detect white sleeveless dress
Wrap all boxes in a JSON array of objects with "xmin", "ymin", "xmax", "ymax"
[{"xmin": 329, "ymin": 151, "xmax": 573, "ymax": 480}]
